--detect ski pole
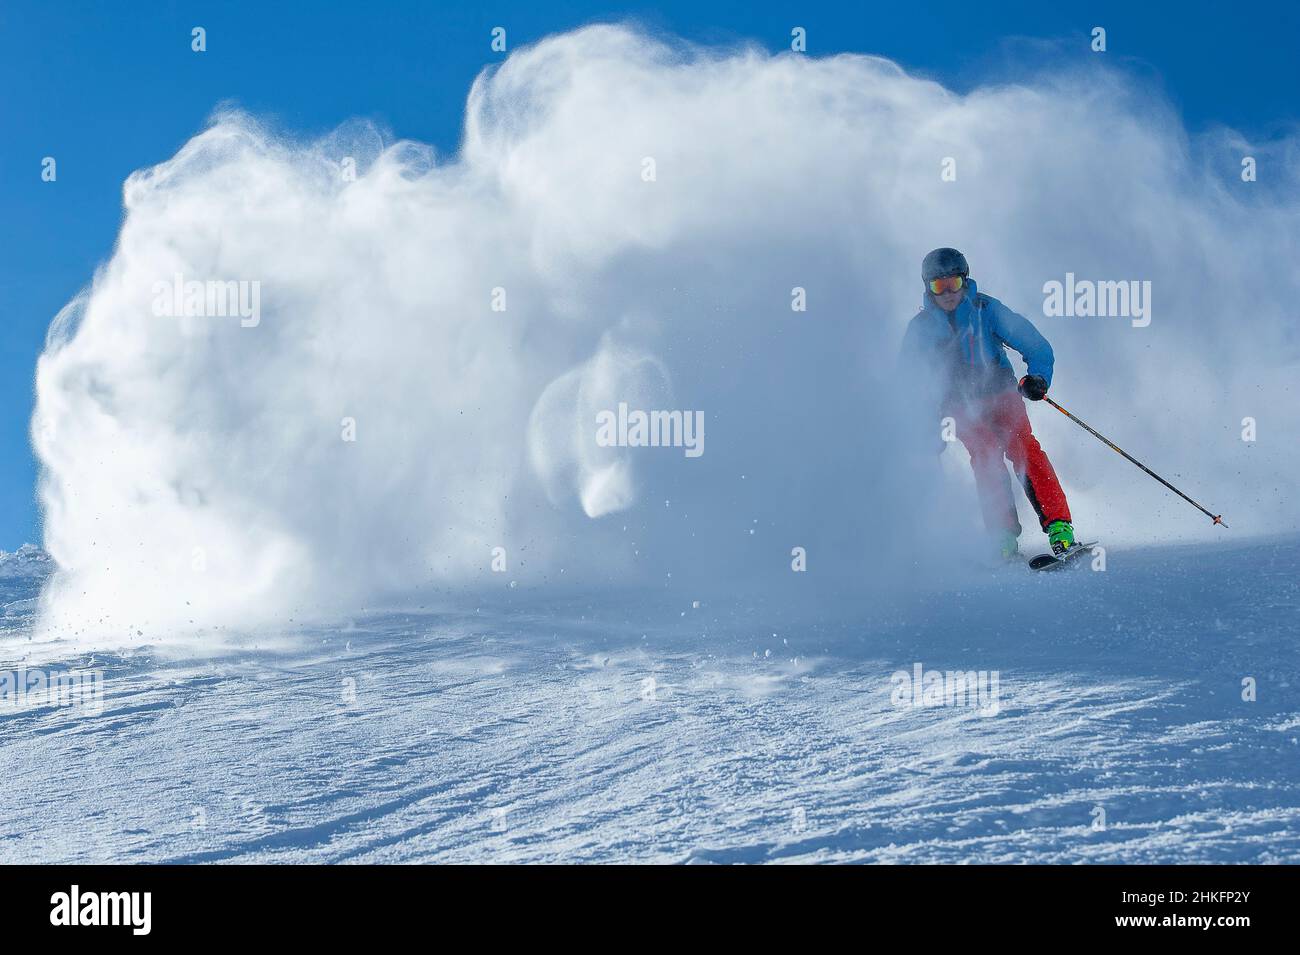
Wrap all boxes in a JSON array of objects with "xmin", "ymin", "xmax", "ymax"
[{"xmin": 1042, "ymin": 396, "xmax": 1227, "ymax": 528}]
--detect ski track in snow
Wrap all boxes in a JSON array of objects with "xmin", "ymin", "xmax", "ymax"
[{"xmin": 2, "ymin": 539, "xmax": 1297, "ymax": 864}]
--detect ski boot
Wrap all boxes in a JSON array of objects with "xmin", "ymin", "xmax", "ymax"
[
  {"xmin": 1046, "ymin": 520, "xmax": 1075, "ymax": 557},
  {"xmin": 998, "ymin": 531, "xmax": 1020, "ymax": 562}
]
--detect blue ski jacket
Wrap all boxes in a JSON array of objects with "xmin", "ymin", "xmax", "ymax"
[{"xmin": 899, "ymin": 278, "xmax": 1054, "ymax": 402}]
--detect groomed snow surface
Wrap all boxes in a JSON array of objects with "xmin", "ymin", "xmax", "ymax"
[{"xmin": 2, "ymin": 538, "xmax": 1297, "ymax": 864}]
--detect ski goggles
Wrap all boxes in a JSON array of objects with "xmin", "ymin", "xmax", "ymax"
[{"xmin": 927, "ymin": 274, "xmax": 965, "ymax": 295}]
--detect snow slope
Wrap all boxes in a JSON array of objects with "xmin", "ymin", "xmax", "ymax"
[{"xmin": 2, "ymin": 538, "xmax": 1297, "ymax": 864}]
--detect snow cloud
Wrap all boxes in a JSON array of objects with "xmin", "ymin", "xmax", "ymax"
[{"xmin": 31, "ymin": 25, "xmax": 1300, "ymax": 643}]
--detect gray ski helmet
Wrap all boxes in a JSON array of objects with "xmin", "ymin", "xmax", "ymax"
[{"xmin": 921, "ymin": 247, "xmax": 969, "ymax": 284}]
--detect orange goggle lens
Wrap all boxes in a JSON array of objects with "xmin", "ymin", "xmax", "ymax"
[{"xmin": 928, "ymin": 275, "xmax": 965, "ymax": 295}]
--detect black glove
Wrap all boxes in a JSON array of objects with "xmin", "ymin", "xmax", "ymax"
[{"xmin": 1018, "ymin": 375, "xmax": 1048, "ymax": 401}]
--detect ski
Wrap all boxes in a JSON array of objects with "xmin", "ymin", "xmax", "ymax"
[{"xmin": 1028, "ymin": 540, "xmax": 1099, "ymax": 572}]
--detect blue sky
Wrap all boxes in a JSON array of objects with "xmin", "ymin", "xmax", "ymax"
[{"xmin": 2, "ymin": 0, "xmax": 1297, "ymax": 549}]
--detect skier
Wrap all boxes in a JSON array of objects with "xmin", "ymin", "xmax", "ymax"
[{"xmin": 900, "ymin": 248, "xmax": 1076, "ymax": 560}]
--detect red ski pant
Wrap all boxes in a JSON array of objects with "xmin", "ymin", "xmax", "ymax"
[{"xmin": 950, "ymin": 390, "xmax": 1071, "ymax": 536}]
